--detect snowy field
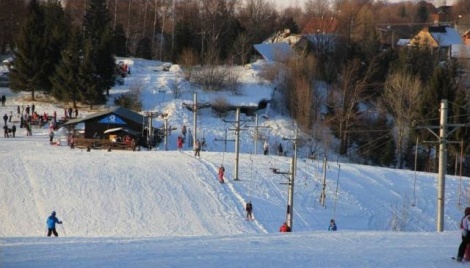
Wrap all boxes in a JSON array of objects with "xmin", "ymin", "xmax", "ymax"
[{"xmin": 1, "ymin": 57, "xmax": 469, "ymax": 267}]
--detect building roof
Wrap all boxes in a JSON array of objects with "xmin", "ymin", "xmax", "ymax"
[
  {"xmin": 452, "ymin": 44, "xmax": 470, "ymax": 59},
  {"xmin": 64, "ymin": 107, "xmax": 144, "ymax": 125},
  {"xmin": 254, "ymin": 42, "xmax": 296, "ymax": 62},
  {"xmin": 428, "ymin": 26, "xmax": 463, "ymax": 46}
]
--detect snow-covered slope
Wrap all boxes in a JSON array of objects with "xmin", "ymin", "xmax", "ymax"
[{"xmin": 1, "ymin": 57, "xmax": 469, "ymax": 267}]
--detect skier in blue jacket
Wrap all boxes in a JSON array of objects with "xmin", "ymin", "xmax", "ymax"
[
  {"xmin": 328, "ymin": 219, "xmax": 337, "ymax": 231},
  {"xmin": 46, "ymin": 211, "xmax": 62, "ymax": 237}
]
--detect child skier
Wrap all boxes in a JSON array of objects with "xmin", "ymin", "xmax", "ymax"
[
  {"xmin": 218, "ymin": 165, "xmax": 225, "ymax": 183},
  {"xmin": 245, "ymin": 201, "xmax": 253, "ymax": 220}
]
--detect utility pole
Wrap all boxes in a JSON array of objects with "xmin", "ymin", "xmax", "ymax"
[
  {"xmin": 144, "ymin": 111, "xmax": 159, "ymax": 150},
  {"xmin": 271, "ymin": 129, "xmax": 299, "ymax": 231},
  {"xmin": 214, "ymin": 127, "xmax": 235, "ymax": 153},
  {"xmin": 193, "ymin": 93, "xmax": 197, "ymax": 148},
  {"xmin": 319, "ymin": 156, "xmax": 328, "ymax": 207},
  {"xmin": 161, "ymin": 113, "xmax": 176, "ymax": 151},
  {"xmin": 417, "ymin": 99, "xmax": 468, "ymax": 232},
  {"xmin": 248, "ymin": 113, "xmax": 270, "ymax": 155},
  {"xmin": 223, "ymin": 108, "xmax": 252, "ymax": 181}
]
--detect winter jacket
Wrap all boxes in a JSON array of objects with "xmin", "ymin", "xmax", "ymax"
[
  {"xmin": 279, "ymin": 223, "xmax": 290, "ymax": 232},
  {"xmin": 461, "ymin": 215, "xmax": 470, "ymax": 237},
  {"xmin": 246, "ymin": 202, "xmax": 253, "ymax": 212},
  {"xmin": 328, "ymin": 223, "xmax": 337, "ymax": 231},
  {"xmin": 47, "ymin": 215, "xmax": 62, "ymax": 229}
]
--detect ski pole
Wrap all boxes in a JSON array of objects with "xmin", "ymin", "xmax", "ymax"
[{"xmin": 61, "ymin": 224, "xmax": 67, "ymax": 237}]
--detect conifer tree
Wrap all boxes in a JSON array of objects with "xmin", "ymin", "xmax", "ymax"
[
  {"xmin": 9, "ymin": 0, "xmax": 46, "ymax": 100},
  {"xmin": 82, "ymin": 0, "xmax": 116, "ymax": 99},
  {"xmin": 113, "ymin": 24, "xmax": 128, "ymax": 57},
  {"xmin": 50, "ymin": 27, "xmax": 82, "ymax": 107},
  {"xmin": 42, "ymin": 0, "xmax": 70, "ymax": 92},
  {"xmin": 78, "ymin": 42, "xmax": 106, "ymax": 109},
  {"xmin": 10, "ymin": 0, "xmax": 68, "ymax": 99}
]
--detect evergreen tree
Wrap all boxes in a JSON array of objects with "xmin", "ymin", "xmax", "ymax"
[
  {"xmin": 82, "ymin": 0, "xmax": 115, "ymax": 98},
  {"xmin": 136, "ymin": 37, "xmax": 152, "ymax": 60},
  {"xmin": 42, "ymin": 0, "xmax": 70, "ymax": 93},
  {"xmin": 113, "ymin": 23, "xmax": 128, "ymax": 57},
  {"xmin": 50, "ymin": 27, "xmax": 82, "ymax": 107},
  {"xmin": 78, "ymin": 42, "xmax": 106, "ymax": 109},
  {"xmin": 9, "ymin": 0, "xmax": 46, "ymax": 100},
  {"xmin": 10, "ymin": 0, "xmax": 68, "ymax": 99}
]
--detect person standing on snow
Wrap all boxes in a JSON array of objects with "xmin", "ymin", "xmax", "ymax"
[
  {"xmin": 11, "ymin": 124, "xmax": 16, "ymax": 138},
  {"xmin": 181, "ymin": 125, "xmax": 187, "ymax": 141},
  {"xmin": 177, "ymin": 136, "xmax": 183, "ymax": 151},
  {"xmin": 328, "ymin": 219, "xmax": 337, "ymax": 231},
  {"xmin": 263, "ymin": 140, "xmax": 270, "ymax": 155},
  {"xmin": 456, "ymin": 207, "xmax": 470, "ymax": 262},
  {"xmin": 194, "ymin": 139, "xmax": 201, "ymax": 158},
  {"xmin": 279, "ymin": 222, "xmax": 291, "ymax": 232},
  {"xmin": 46, "ymin": 211, "xmax": 63, "ymax": 237},
  {"xmin": 49, "ymin": 130, "xmax": 54, "ymax": 144},
  {"xmin": 277, "ymin": 143, "xmax": 283, "ymax": 156},
  {"xmin": 218, "ymin": 165, "xmax": 225, "ymax": 183},
  {"xmin": 246, "ymin": 201, "xmax": 253, "ymax": 220}
]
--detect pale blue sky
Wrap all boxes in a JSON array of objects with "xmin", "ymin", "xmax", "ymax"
[{"xmin": 270, "ymin": 0, "xmax": 457, "ymax": 10}]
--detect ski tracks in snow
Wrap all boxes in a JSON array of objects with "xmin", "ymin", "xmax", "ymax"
[{"xmin": 180, "ymin": 151, "xmax": 267, "ymax": 233}]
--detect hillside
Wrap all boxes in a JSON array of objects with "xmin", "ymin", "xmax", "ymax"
[{"xmin": 1, "ymin": 57, "xmax": 470, "ymax": 267}]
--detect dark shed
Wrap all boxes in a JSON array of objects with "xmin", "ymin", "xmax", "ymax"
[{"xmin": 64, "ymin": 107, "xmax": 145, "ymax": 139}]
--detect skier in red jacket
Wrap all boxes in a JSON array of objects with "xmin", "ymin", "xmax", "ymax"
[
  {"xmin": 218, "ymin": 165, "xmax": 225, "ymax": 183},
  {"xmin": 279, "ymin": 222, "xmax": 291, "ymax": 232},
  {"xmin": 177, "ymin": 136, "xmax": 183, "ymax": 151}
]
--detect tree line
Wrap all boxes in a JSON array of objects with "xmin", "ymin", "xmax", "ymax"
[{"xmin": 2, "ymin": 0, "xmax": 470, "ymax": 174}]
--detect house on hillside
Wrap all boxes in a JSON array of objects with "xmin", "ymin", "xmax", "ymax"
[
  {"xmin": 253, "ymin": 42, "xmax": 296, "ymax": 62},
  {"xmin": 293, "ymin": 33, "xmax": 336, "ymax": 57},
  {"xmin": 254, "ymin": 28, "xmax": 337, "ymax": 62},
  {"xmin": 63, "ymin": 106, "xmax": 161, "ymax": 147},
  {"xmin": 409, "ymin": 25, "xmax": 463, "ymax": 59}
]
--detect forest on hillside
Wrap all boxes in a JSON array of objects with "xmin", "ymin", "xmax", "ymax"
[{"xmin": 1, "ymin": 0, "xmax": 470, "ymax": 174}]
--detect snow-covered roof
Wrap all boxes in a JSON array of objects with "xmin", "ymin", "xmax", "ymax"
[
  {"xmin": 397, "ymin": 39, "xmax": 410, "ymax": 46},
  {"xmin": 452, "ymin": 44, "xmax": 470, "ymax": 58},
  {"xmin": 254, "ymin": 42, "xmax": 295, "ymax": 62},
  {"xmin": 428, "ymin": 26, "xmax": 463, "ymax": 46}
]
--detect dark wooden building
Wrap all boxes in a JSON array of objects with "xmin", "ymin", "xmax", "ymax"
[{"xmin": 64, "ymin": 106, "xmax": 146, "ymax": 140}]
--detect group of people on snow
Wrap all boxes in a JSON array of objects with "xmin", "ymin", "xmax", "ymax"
[{"xmin": 263, "ymin": 140, "xmax": 285, "ymax": 156}]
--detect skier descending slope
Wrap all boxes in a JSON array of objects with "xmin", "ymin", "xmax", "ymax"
[
  {"xmin": 245, "ymin": 201, "xmax": 253, "ymax": 221},
  {"xmin": 218, "ymin": 165, "xmax": 225, "ymax": 183},
  {"xmin": 46, "ymin": 211, "xmax": 63, "ymax": 237}
]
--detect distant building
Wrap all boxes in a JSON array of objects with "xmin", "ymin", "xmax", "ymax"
[
  {"xmin": 409, "ymin": 25, "xmax": 463, "ymax": 59},
  {"xmin": 64, "ymin": 106, "xmax": 147, "ymax": 140}
]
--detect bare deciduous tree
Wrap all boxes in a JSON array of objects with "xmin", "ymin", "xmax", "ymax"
[
  {"xmin": 178, "ymin": 48, "xmax": 199, "ymax": 81},
  {"xmin": 327, "ymin": 58, "xmax": 377, "ymax": 155},
  {"xmin": 305, "ymin": 0, "xmax": 331, "ymax": 18},
  {"xmin": 237, "ymin": 0, "xmax": 278, "ymax": 45},
  {"xmin": 381, "ymin": 70, "xmax": 421, "ymax": 168},
  {"xmin": 231, "ymin": 32, "xmax": 252, "ymax": 65}
]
